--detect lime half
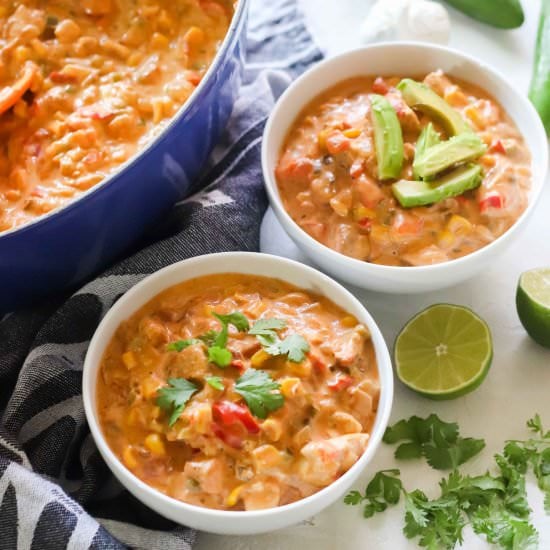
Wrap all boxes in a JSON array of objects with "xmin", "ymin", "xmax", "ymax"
[
  {"xmin": 516, "ymin": 268, "xmax": 550, "ymax": 349},
  {"xmin": 394, "ymin": 304, "xmax": 492, "ymax": 400}
]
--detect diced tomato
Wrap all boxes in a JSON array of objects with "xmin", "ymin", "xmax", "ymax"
[
  {"xmin": 49, "ymin": 71, "xmax": 77, "ymax": 84},
  {"xmin": 358, "ymin": 217, "xmax": 372, "ymax": 231},
  {"xmin": 325, "ymin": 132, "xmax": 351, "ymax": 155},
  {"xmin": 186, "ymin": 70, "xmax": 202, "ymax": 86},
  {"xmin": 211, "ymin": 422, "xmax": 243, "ymax": 449},
  {"xmin": 78, "ymin": 104, "xmax": 115, "ymax": 120},
  {"xmin": 327, "ymin": 374, "xmax": 353, "ymax": 391},
  {"xmin": 393, "ymin": 212, "xmax": 423, "ymax": 234},
  {"xmin": 489, "ymin": 139, "xmax": 507, "ymax": 155},
  {"xmin": 349, "ymin": 158, "xmax": 364, "ymax": 179},
  {"xmin": 309, "ymin": 353, "xmax": 328, "ymax": 374},
  {"xmin": 275, "ymin": 157, "xmax": 314, "ymax": 182},
  {"xmin": 212, "ymin": 401, "xmax": 260, "ymax": 434},
  {"xmin": 372, "ymin": 77, "xmax": 390, "ymax": 95},
  {"xmin": 479, "ymin": 192, "xmax": 503, "ymax": 212},
  {"xmin": 229, "ymin": 359, "xmax": 246, "ymax": 373}
]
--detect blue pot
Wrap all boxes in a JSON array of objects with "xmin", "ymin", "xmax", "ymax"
[{"xmin": 0, "ymin": 0, "xmax": 249, "ymax": 313}]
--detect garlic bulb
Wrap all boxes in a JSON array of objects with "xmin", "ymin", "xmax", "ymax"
[{"xmin": 360, "ymin": 0, "xmax": 450, "ymax": 45}]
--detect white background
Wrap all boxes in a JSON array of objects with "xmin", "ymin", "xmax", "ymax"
[{"xmin": 197, "ymin": 1, "xmax": 550, "ymax": 548}]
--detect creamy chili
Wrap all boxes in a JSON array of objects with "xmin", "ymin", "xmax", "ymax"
[
  {"xmin": 0, "ymin": 0, "xmax": 233, "ymax": 232},
  {"xmin": 275, "ymin": 72, "xmax": 531, "ymax": 266},
  {"xmin": 97, "ymin": 273, "xmax": 380, "ymax": 510}
]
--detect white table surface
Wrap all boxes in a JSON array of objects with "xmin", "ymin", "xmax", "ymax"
[{"xmin": 196, "ymin": 1, "xmax": 550, "ymax": 548}]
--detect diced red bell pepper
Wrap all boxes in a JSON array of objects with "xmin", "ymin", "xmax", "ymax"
[
  {"xmin": 489, "ymin": 139, "xmax": 507, "ymax": 155},
  {"xmin": 326, "ymin": 132, "xmax": 351, "ymax": 155},
  {"xmin": 229, "ymin": 359, "xmax": 246, "ymax": 373},
  {"xmin": 309, "ymin": 353, "xmax": 328, "ymax": 374},
  {"xmin": 327, "ymin": 374, "xmax": 353, "ymax": 391},
  {"xmin": 372, "ymin": 77, "xmax": 390, "ymax": 95},
  {"xmin": 211, "ymin": 422, "xmax": 243, "ymax": 449},
  {"xmin": 186, "ymin": 71, "xmax": 202, "ymax": 86},
  {"xmin": 358, "ymin": 217, "xmax": 372, "ymax": 231},
  {"xmin": 479, "ymin": 192, "xmax": 503, "ymax": 212},
  {"xmin": 349, "ymin": 159, "xmax": 364, "ymax": 179},
  {"xmin": 212, "ymin": 401, "xmax": 260, "ymax": 434}
]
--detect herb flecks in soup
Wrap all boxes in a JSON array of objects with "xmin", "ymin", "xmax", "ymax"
[
  {"xmin": 275, "ymin": 72, "xmax": 531, "ymax": 266},
  {"xmin": 97, "ymin": 274, "xmax": 380, "ymax": 511},
  {"xmin": 0, "ymin": 0, "xmax": 233, "ymax": 232}
]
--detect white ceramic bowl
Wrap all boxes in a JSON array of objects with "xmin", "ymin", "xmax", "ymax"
[
  {"xmin": 262, "ymin": 43, "xmax": 549, "ymax": 293},
  {"xmin": 82, "ymin": 252, "xmax": 393, "ymax": 535}
]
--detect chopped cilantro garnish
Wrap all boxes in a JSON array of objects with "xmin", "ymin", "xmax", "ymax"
[
  {"xmin": 156, "ymin": 378, "xmax": 198, "ymax": 426},
  {"xmin": 205, "ymin": 376, "xmax": 224, "ymax": 391},
  {"xmin": 249, "ymin": 317, "xmax": 309, "ymax": 363},
  {"xmin": 207, "ymin": 345, "xmax": 232, "ymax": 368},
  {"xmin": 166, "ymin": 338, "xmax": 202, "ymax": 352},
  {"xmin": 234, "ymin": 369, "xmax": 284, "ymax": 419}
]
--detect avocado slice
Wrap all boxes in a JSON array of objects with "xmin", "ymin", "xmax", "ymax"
[
  {"xmin": 397, "ymin": 78, "xmax": 472, "ymax": 136},
  {"xmin": 370, "ymin": 93, "xmax": 404, "ymax": 180},
  {"xmin": 413, "ymin": 132, "xmax": 487, "ymax": 179},
  {"xmin": 413, "ymin": 123, "xmax": 441, "ymax": 179},
  {"xmin": 392, "ymin": 164, "xmax": 483, "ymax": 208}
]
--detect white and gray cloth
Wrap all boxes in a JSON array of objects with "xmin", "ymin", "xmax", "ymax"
[{"xmin": 0, "ymin": 1, "xmax": 322, "ymax": 548}]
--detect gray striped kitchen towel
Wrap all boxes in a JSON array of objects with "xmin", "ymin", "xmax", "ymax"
[{"xmin": 0, "ymin": 0, "xmax": 322, "ymax": 548}]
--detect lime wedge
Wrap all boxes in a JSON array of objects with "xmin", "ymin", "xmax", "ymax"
[
  {"xmin": 516, "ymin": 268, "xmax": 550, "ymax": 349},
  {"xmin": 394, "ymin": 304, "xmax": 492, "ymax": 400}
]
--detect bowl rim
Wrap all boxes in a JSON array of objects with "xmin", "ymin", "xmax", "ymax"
[
  {"xmin": 261, "ymin": 41, "xmax": 549, "ymax": 274},
  {"xmin": 82, "ymin": 251, "xmax": 394, "ymax": 522},
  {"xmin": 0, "ymin": 0, "xmax": 249, "ymax": 240}
]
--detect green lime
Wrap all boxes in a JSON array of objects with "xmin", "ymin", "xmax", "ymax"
[
  {"xmin": 394, "ymin": 304, "xmax": 492, "ymax": 400},
  {"xmin": 516, "ymin": 268, "xmax": 550, "ymax": 349}
]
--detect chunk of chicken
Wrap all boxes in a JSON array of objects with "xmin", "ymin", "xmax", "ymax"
[
  {"xmin": 168, "ymin": 343, "xmax": 208, "ymax": 378},
  {"xmin": 298, "ymin": 433, "xmax": 369, "ymax": 487},
  {"xmin": 183, "ymin": 458, "xmax": 229, "ymax": 495},
  {"xmin": 332, "ymin": 324, "xmax": 370, "ymax": 366},
  {"xmin": 242, "ymin": 479, "xmax": 281, "ymax": 510}
]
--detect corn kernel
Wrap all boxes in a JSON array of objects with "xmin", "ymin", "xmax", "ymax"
[
  {"xmin": 447, "ymin": 215, "xmax": 472, "ymax": 236},
  {"xmin": 145, "ymin": 433, "xmax": 166, "ymax": 456},
  {"xmin": 141, "ymin": 377, "xmax": 160, "ymax": 398},
  {"xmin": 280, "ymin": 377, "xmax": 303, "ymax": 398},
  {"xmin": 252, "ymin": 445, "xmax": 282, "ymax": 471},
  {"xmin": 444, "ymin": 86, "xmax": 468, "ymax": 107},
  {"xmin": 191, "ymin": 404, "xmax": 212, "ymax": 434},
  {"xmin": 184, "ymin": 26, "xmax": 205, "ymax": 50},
  {"xmin": 287, "ymin": 359, "xmax": 312, "ymax": 378},
  {"xmin": 437, "ymin": 229, "xmax": 455, "ymax": 249},
  {"xmin": 251, "ymin": 349, "xmax": 270, "ymax": 368},
  {"xmin": 151, "ymin": 32, "xmax": 169, "ymax": 49},
  {"xmin": 353, "ymin": 205, "xmax": 376, "ymax": 222},
  {"xmin": 122, "ymin": 351, "xmax": 137, "ymax": 369},
  {"xmin": 226, "ymin": 484, "xmax": 245, "ymax": 507},
  {"xmin": 341, "ymin": 315, "xmax": 357, "ymax": 328},
  {"xmin": 261, "ymin": 418, "xmax": 282, "ymax": 442},
  {"xmin": 14, "ymin": 46, "xmax": 31, "ymax": 64},
  {"xmin": 123, "ymin": 446, "xmax": 138, "ymax": 469},
  {"xmin": 479, "ymin": 154, "xmax": 496, "ymax": 168},
  {"xmin": 464, "ymin": 105, "xmax": 484, "ymax": 129},
  {"xmin": 343, "ymin": 128, "xmax": 361, "ymax": 139},
  {"xmin": 317, "ymin": 129, "xmax": 330, "ymax": 149}
]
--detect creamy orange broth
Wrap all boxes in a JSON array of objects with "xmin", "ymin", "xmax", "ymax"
[
  {"xmin": 97, "ymin": 274, "xmax": 380, "ymax": 510},
  {"xmin": 276, "ymin": 72, "xmax": 531, "ymax": 266},
  {"xmin": 0, "ymin": 0, "xmax": 233, "ymax": 232}
]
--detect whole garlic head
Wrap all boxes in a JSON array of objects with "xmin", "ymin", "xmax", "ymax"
[
  {"xmin": 402, "ymin": 1, "xmax": 451, "ymax": 44},
  {"xmin": 360, "ymin": 0, "xmax": 450, "ymax": 46}
]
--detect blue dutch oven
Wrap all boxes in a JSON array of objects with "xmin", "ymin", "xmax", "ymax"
[{"xmin": 0, "ymin": 0, "xmax": 249, "ymax": 313}]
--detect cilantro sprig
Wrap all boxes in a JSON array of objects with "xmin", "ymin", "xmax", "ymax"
[
  {"xmin": 383, "ymin": 414, "xmax": 485, "ymax": 470},
  {"xmin": 156, "ymin": 378, "xmax": 198, "ymax": 426},
  {"xmin": 345, "ymin": 414, "xmax": 550, "ymax": 550},
  {"xmin": 234, "ymin": 369, "xmax": 284, "ymax": 419},
  {"xmin": 249, "ymin": 317, "xmax": 310, "ymax": 363},
  {"xmin": 205, "ymin": 376, "xmax": 224, "ymax": 391}
]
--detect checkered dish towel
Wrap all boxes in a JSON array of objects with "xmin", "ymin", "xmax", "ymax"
[{"xmin": 0, "ymin": 1, "xmax": 322, "ymax": 548}]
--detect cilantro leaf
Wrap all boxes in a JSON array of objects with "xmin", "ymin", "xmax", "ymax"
[
  {"xmin": 249, "ymin": 318, "xmax": 287, "ymax": 335},
  {"xmin": 156, "ymin": 378, "xmax": 198, "ymax": 426},
  {"xmin": 343, "ymin": 490, "xmax": 363, "ymax": 506},
  {"xmin": 234, "ymin": 369, "xmax": 284, "ymax": 419},
  {"xmin": 198, "ymin": 330, "xmax": 218, "ymax": 347},
  {"xmin": 205, "ymin": 376, "xmax": 224, "ymax": 390},
  {"xmin": 383, "ymin": 414, "xmax": 485, "ymax": 470},
  {"xmin": 208, "ymin": 346, "xmax": 232, "ymax": 368},
  {"xmin": 166, "ymin": 338, "xmax": 202, "ymax": 352},
  {"xmin": 213, "ymin": 312, "xmax": 249, "ymax": 334},
  {"xmin": 265, "ymin": 334, "xmax": 310, "ymax": 363},
  {"xmin": 527, "ymin": 414, "xmax": 543, "ymax": 435}
]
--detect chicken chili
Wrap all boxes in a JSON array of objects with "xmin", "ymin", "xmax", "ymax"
[
  {"xmin": 275, "ymin": 72, "xmax": 531, "ymax": 266},
  {"xmin": 97, "ymin": 274, "xmax": 380, "ymax": 510},
  {"xmin": 0, "ymin": 0, "xmax": 233, "ymax": 232}
]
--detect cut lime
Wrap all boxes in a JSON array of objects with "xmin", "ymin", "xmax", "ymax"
[
  {"xmin": 394, "ymin": 304, "xmax": 492, "ymax": 400},
  {"xmin": 516, "ymin": 268, "xmax": 550, "ymax": 349}
]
